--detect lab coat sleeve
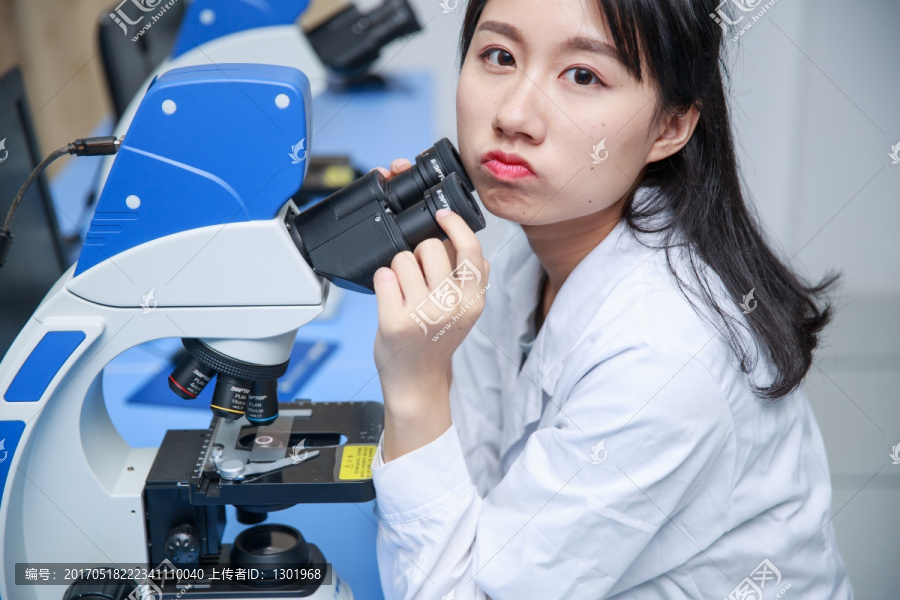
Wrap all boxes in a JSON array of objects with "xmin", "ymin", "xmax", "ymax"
[
  {"xmin": 371, "ymin": 337, "xmax": 734, "ymax": 600},
  {"xmin": 447, "ymin": 314, "xmax": 504, "ymax": 497}
]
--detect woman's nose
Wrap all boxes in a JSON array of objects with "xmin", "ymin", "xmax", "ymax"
[{"xmin": 492, "ymin": 71, "xmax": 548, "ymax": 143}]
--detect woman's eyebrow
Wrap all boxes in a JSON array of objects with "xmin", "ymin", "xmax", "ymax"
[{"xmin": 475, "ymin": 20, "xmax": 623, "ymax": 65}]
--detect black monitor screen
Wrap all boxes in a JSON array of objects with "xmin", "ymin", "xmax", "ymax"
[{"xmin": 0, "ymin": 67, "xmax": 68, "ymax": 360}]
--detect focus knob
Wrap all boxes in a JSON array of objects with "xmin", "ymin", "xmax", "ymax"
[{"xmin": 165, "ymin": 524, "xmax": 200, "ymax": 563}]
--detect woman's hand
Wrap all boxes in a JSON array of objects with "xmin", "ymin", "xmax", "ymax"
[{"xmin": 371, "ymin": 158, "xmax": 491, "ymax": 419}]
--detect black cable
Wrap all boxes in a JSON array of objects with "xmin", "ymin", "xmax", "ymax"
[
  {"xmin": 0, "ymin": 136, "xmax": 120, "ymax": 267},
  {"xmin": 2, "ymin": 146, "xmax": 68, "ymax": 233}
]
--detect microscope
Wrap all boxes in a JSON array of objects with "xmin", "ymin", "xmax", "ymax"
[
  {"xmin": 0, "ymin": 63, "xmax": 484, "ymax": 599},
  {"xmin": 98, "ymin": 0, "xmax": 423, "ymax": 195}
]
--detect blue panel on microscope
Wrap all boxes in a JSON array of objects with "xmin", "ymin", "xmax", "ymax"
[
  {"xmin": 172, "ymin": 0, "xmax": 311, "ymax": 58},
  {"xmin": 4, "ymin": 331, "xmax": 86, "ymax": 403},
  {"xmin": 0, "ymin": 420, "xmax": 26, "ymax": 519},
  {"xmin": 75, "ymin": 63, "xmax": 311, "ymax": 276}
]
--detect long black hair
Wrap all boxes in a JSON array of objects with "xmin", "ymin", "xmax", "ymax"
[{"xmin": 458, "ymin": 0, "xmax": 840, "ymax": 401}]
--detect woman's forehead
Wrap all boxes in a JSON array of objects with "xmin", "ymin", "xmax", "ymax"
[
  {"xmin": 477, "ymin": 0, "xmax": 613, "ymax": 44},
  {"xmin": 474, "ymin": 0, "xmax": 645, "ymax": 79}
]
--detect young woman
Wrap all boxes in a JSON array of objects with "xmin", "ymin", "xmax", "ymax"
[{"xmin": 367, "ymin": 0, "xmax": 853, "ymax": 598}]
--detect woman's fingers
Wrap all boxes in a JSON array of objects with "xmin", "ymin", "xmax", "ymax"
[
  {"xmin": 373, "ymin": 267, "xmax": 404, "ymax": 322},
  {"xmin": 371, "ymin": 159, "xmax": 413, "ymax": 181},
  {"xmin": 433, "ymin": 210, "xmax": 489, "ymax": 311},
  {"xmin": 441, "ymin": 238, "xmax": 457, "ymax": 268},
  {"xmin": 414, "ymin": 238, "xmax": 453, "ymax": 289},
  {"xmin": 436, "ymin": 210, "xmax": 485, "ymax": 273},
  {"xmin": 390, "ymin": 158, "xmax": 412, "ymax": 174},
  {"xmin": 391, "ymin": 250, "xmax": 430, "ymax": 306}
]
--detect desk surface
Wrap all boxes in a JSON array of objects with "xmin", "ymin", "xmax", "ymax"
[{"xmin": 95, "ymin": 69, "xmax": 437, "ymax": 600}]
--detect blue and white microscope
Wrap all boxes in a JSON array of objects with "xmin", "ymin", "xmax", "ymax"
[
  {"xmin": 98, "ymin": 0, "xmax": 423, "ymax": 194},
  {"xmin": 0, "ymin": 63, "xmax": 483, "ymax": 599}
]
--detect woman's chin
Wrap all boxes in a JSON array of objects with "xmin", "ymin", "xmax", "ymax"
[{"xmin": 475, "ymin": 188, "xmax": 535, "ymax": 224}]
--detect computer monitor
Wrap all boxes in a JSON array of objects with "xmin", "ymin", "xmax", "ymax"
[{"xmin": 0, "ymin": 67, "xmax": 69, "ymax": 360}]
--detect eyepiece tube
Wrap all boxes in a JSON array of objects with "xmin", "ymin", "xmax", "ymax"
[
  {"xmin": 396, "ymin": 173, "xmax": 484, "ymax": 248},
  {"xmin": 289, "ymin": 139, "xmax": 485, "ymax": 293}
]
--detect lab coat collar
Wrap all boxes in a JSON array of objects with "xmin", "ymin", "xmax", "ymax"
[{"xmin": 500, "ymin": 206, "xmax": 666, "ymax": 399}]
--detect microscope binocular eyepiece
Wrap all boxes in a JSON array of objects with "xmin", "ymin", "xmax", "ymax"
[
  {"xmin": 288, "ymin": 138, "xmax": 485, "ymax": 293},
  {"xmin": 168, "ymin": 339, "xmax": 287, "ymax": 424}
]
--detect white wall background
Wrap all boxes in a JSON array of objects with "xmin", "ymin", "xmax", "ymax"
[{"xmin": 370, "ymin": 0, "xmax": 900, "ymax": 597}]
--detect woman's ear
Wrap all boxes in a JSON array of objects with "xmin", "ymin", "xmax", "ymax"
[{"xmin": 645, "ymin": 105, "xmax": 701, "ymax": 164}]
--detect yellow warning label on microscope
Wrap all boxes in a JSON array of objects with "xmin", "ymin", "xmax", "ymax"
[{"xmin": 338, "ymin": 445, "xmax": 377, "ymax": 480}]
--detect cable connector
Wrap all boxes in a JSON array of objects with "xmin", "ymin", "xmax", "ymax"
[
  {"xmin": 68, "ymin": 136, "xmax": 121, "ymax": 156},
  {"xmin": 1, "ymin": 135, "xmax": 121, "ymax": 268}
]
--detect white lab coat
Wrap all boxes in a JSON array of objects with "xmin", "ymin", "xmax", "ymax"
[{"xmin": 370, "ymin": 213, "xmax": 854, "ymax": 600}]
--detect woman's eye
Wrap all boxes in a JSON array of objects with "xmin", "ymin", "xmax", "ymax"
[
  {"xmin": 478, "ymin": 49, "xmax": 604, "ymax": 87},
  {"xmin": 480, "ymin": 48, "xmax": 515, "ymax": 68},
  {"xmin": 563, "ymin": 67, "xmax": 604, "ymax": 87}
]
